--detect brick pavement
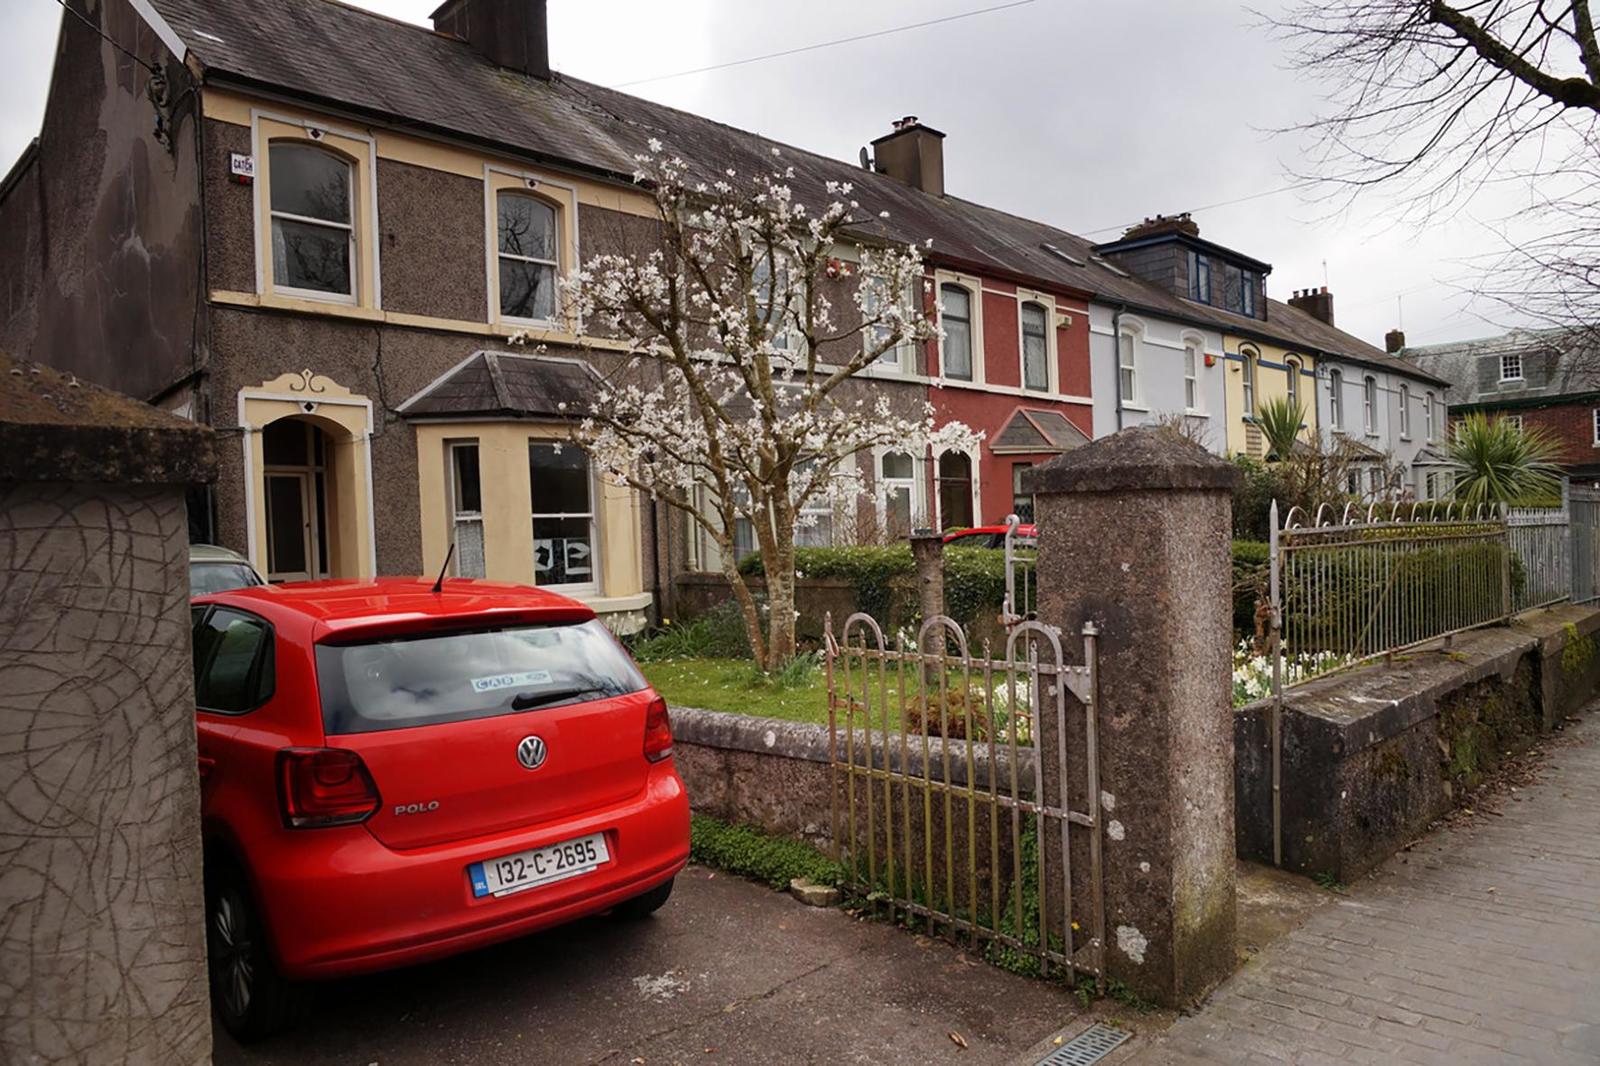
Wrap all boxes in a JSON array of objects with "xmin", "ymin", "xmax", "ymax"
[{"xmin": 1133, "ymin": 709, "xmax": 1600, "ymax": 1065}]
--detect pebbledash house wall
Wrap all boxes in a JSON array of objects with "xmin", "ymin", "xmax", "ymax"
[{"xmin": 0, "ymin": 8, "xmax": 934, "ymax": 625}]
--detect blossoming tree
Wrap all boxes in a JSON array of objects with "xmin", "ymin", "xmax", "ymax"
[{"xmin": 565, "ymin": 145, "xmax": 980, "ymax": 671}]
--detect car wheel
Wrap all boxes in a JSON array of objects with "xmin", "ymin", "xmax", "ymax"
[
  {"xmin": 612, "ymin": 876, "xmax": 674, "ymax": 920},
  {"xmin": 206, "ymin": 867, "xmax": 295, "ymax": 1042}
]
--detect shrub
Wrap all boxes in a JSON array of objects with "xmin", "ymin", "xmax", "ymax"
[
  {"xmin": 688, "ymin": 814, "xmax": 842, "ymax": 889},
  {"xmin": 631, "ymin": 599, "xmax": 752, "ymax": 661},
  {"xmin": 1231, "ymin": 456, "xmax": 1291, "ymax": 541},
  {"xmin": 1232, "ymin": 540, "xmax": 1271, "ymax": 640}
]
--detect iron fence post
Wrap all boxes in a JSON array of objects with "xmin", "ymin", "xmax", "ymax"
[{"xmin": 1269, "ymin": 498, "xmax": 1283, "ymax": 867}]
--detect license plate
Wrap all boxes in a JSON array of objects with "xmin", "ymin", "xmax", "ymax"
[{"xmin": 469, "ymin": 833, "xmax": 609, "ymax": 898}]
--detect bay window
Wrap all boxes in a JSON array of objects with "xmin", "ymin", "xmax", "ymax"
[
  {"xmin": 448, "ymin": 441, "xmax": 485, "ymax": 578},
  {"xmin": 529, "ymin": 443, "xmax": 596, "ymax": 589}
]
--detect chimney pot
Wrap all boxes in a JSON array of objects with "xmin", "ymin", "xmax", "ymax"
[
  {"xmin": 1288, "ymin": 285, "xmax": 1335, "ymax": 326},
  {"xmin": 1385, "ymin": 328, "xmax": 1406, "ymax": 354}
]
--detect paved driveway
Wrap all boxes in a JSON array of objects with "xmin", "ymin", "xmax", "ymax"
[{"xmin": 215, "ymin": 866, "xmax": 1085, "ymax": 1065}]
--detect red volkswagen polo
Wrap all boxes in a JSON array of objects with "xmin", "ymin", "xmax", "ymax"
[{"xmin": 190, "ymin": 578, "xmax": 688, "ymax": 1040}]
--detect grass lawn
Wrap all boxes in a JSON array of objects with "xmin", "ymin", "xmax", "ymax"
[{"xmin": 640, "ymin": 658, "xmax": 830, "ymax": 725}]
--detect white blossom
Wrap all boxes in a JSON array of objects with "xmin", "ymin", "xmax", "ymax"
[{"xmin": 560, "ymin": 144, "xmax": 979, "ymax": 667}]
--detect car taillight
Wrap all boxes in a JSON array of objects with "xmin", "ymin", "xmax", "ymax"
[
  {"xmin": 643, "ymin": 695, "xmax": 673, "ymax": 763},
  {"xmin": 277, "ymin": 747, "xmax": 381, "ymax": 828}
]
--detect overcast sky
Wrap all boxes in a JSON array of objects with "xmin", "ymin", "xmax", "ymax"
[{"xmin": 3, "ymin": 0, "xmax": 1549, "ymax": 347}]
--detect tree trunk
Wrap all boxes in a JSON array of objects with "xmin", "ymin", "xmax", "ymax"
[
  {"xmin": 764, "ymin": 513, "xmax": 799, "ymax": 672},
  {"xmin": 718, "ymin": 556, "xmax": 768, "ymax": 668}
]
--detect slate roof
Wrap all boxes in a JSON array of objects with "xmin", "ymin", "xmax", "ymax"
[
  {"xmin": 1399, "ymin": 327, "xmax": 1600, "ymax": 406},
  {"xmin": 992, "ymin": 408, "xmax": 1090, "ymax": 453},
  {"xmin": 398, "ymin": 350, "xmax": 601, "ymax": 419},
  {"xmin": 147, "ymin": 0, "xmax": 1446, "ymax": 386}
]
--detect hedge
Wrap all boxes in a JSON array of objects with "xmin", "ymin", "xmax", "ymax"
[{"xmin": 738, "ymin": 544, "xmax": 1017, "ymax": 627}]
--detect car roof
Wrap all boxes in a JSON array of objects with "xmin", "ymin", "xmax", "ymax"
[
  {"xmin": 189, "ymin": 543, "xmax": 254, "ymax": 564},
  {"xmin": 195, "ymin": 578, "xmax": 596, "ymax": 642}
]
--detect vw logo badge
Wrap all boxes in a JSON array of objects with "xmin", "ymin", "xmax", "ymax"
[{"xmin": 516, "ymin": 735, "xmax": 547, "ymax": 770}]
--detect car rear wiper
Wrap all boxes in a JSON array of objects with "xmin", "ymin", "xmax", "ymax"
[{"xmin": 510, "ymin": 687, "xmax": 607, "ymax": 711}]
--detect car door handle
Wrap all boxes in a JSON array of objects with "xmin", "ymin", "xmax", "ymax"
[{"xmin": 198, "ymin": 755, "xmax": 217, "ymax": 780}]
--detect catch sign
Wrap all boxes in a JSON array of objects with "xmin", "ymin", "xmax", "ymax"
[{"xmin": 229, "ymin": 153, "xmax": 255, "ymax": 183}]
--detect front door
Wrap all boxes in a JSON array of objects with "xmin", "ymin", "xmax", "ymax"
[{"xmin": 265, "ymin": 472, "xmax": 315, "ymax": 582}]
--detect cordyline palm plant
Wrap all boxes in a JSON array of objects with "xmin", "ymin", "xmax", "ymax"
[
  {"xmin": 1255, "ymin": 396, "xmax": 1306, "ymax": 462},
  {"xmin": 1446, "ymin": 413, "xmax": 1565, "ymax": 506}
]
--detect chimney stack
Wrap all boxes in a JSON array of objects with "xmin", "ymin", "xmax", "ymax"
[
  {"xmin": 1385, "ymin": 328, "xmax": 1406, "ymax": 354},
  {"xmin": 1120, "ymin": 213, "xmax": 1201, "ymax": 241},
  {"xmin": 1288, "ymin": 285, "xmax": 1334, "ymax": 326},
  {"xmin": 432, "ymin": 0, "xmax": 550, "ymax": 80},
  {"xmin": 870, "ymin": 116, "xmax": 946, "ymax": 197}
]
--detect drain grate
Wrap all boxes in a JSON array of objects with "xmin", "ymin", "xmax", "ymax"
[{"xmin": 1033, "ymin": 1022, "xmax": 1131, "ymax": 1066}]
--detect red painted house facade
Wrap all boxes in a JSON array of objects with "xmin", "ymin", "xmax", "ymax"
[{"xmin": 917, "ymin": 270, "xmax": 1093, "ymax": 527}]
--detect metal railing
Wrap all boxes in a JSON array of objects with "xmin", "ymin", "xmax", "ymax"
[
  {"xmin": 1001, "ymin": 513, "xmax": 1035, "ymax": 627},
  {"xmin": 1262, "ymin": 492, "xmax": 1594, "ymax": 865},
  {"xmin": 1269, "ymin": 499, "xmax": 1514, "ymax": 689},
  {"xmin": 1509, "ymin": 503, "xmax": 1571, "ymax": 611},
  {"xmin": 823, "ymin": 611, "xmax": 1104, "ymax": 984}
]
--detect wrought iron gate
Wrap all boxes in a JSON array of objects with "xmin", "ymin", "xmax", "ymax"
[{"xmin": 822, "ymin": 612, "xmax": 1105, "ymax": 983}]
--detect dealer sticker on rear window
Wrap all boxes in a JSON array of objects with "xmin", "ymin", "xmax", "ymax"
[{"xmin": 471, "ymin": 670, "xmax": 553, "ymax": 693}]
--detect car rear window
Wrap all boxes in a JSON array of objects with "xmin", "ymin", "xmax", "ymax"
[
  {"xmin": 315, "ymin": 619, "xmax": 647, "ymax": 735},
  {"xmin": 190, "ymin": 562, "xmax": 263, "ymax": 597}
]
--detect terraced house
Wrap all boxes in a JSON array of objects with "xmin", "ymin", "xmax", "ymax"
[
  {"xmin": 1, "ymin": 0, "xmax": 1456, "ymax": 625},
  {"xmin": 1091, "ymin": 214, "xmax": 1452, "ymax": 499}
]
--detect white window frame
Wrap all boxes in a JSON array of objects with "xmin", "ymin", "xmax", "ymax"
[
  {"xmin": 861, "ymin": 274, "xmax": 917, "ymax": 373},
  {"xmin": 1398, "ymin": 383, "xmax": 1411, "ymax": 440},
  {"xmin": 938, "ymin": 279, "xmax": 979, "ymax": 382},
  {"xmin": 1424, "ymin": 391, "xmax": 1436, "ymax": 441},
  {"xmin": 494, "ymin": 189, "xmax": 561, "ymax": 327},
  {"xmin": 1183, "ymin": 335, "xmax": 1203, "ymax": 412},
  {"xmin": 484, "ymin": 166, "xmax": 580, "ymax": 331},
  {"xmin": 1500, "ymin": 352, "xmax": 1524, "ymax": 382},
  {"xmin": 1593, "ymin": 408, "xmax": 1600, "ymax": 446},
  {"xmin": 876, "ymin": 447, "xmax": 925, "ymax": 535},
  {"xmin": 1117, "ymin": 328, "xmax": 1140, "ymax": 406},
  {"xmin": 1241, "ymin": 348, "xmax": 1259, "ymax": 418},
  {"xmin": 1329, "ymin": 368, "xmax": 1344, "ymax": 431},
  {"xmin": 1285, "ymin": 357, "xmax": 1301, "ymax": 413},
  {"xmin": 528, "ymin": 441, "xmax": 599, "ymax": 595},
  {"xmin": 446, "ymin": 440, "xmax": 486, "ymax": 578},
  {"xmin": 1504, "ymin": 413, "xmax": 1524, "ymax": 433},
  {"xmin": 792, "ymin": 459, "xmax": 837, "ymax": 548},
  {"xmin": 1018, "ymin": 296, "xmax": 1055, "ymax": 393},
  {"xmin": 1363, "ymin": 375, "xmax": 1378, "ymax": 435},
  {"xmin": 266, "ymin": 142, "xmax": 357, "ymax": 304}
]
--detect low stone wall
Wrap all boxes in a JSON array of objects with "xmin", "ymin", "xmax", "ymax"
[
  {"xmin": 1235, "ymin": 604, "xmax": 1600, "ymax": 882},
  {"xmin": 672, "ymin": 707, "xmax": 1036, "ymax": 910}
]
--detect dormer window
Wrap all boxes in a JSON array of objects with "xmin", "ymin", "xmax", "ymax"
[
  {"xmin": 497, "ymin": 192, "xmax": 559, "ymax": 322},
  {"xmin": 1240, "ymin": 271, "xmax": 1258, "ymax": 316},
  {"xmin": 1188, "ymin": 250, "xmax": 1211, "ymax": 304},
  {"xmin": 269, "ymin": 143, "xmax": 355, "ymax": 299},
  {"xmin": 1500, "ymin": 352, "xmax": 1524, "ymax": 382}
]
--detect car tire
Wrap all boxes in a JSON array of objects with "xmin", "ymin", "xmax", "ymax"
[
  {"xmin": 206, "ymin": 865, "xmax": 296, "ymax": 1042},
  {"xmin": 611, "ymin": 876, "xmax": 674, "ymax": 920}
]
